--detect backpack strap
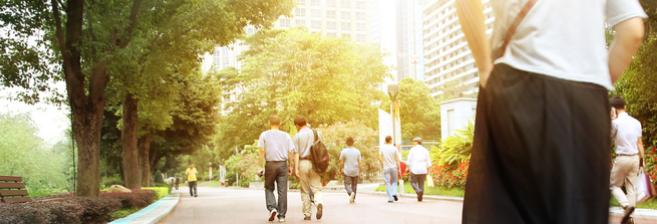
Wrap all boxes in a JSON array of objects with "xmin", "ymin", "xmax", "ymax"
[
  {"xmin": 492, "ymin": 0, "xmax": 537, "ymax": 60},
  {"xmin": 312, "ymin": 129, "xmax": 320, "ymax": 143}
]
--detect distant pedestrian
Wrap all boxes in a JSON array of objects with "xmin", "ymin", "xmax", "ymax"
[
  {"xmin": 293, "ymin": 115, "xmax": 324, "ymax": 220},
  {"xmin": 186, "ymin": 163, "xmax": 198, "ymax": 197},
  {"xmin": 456, "ymin": 0, "xmax": 646, "ymax": 222},
  {"xmin": 340, "ymin": 137, "xmax": 363, "ymax": 204},
  {"xmin": 379, "ymin": 136, "xmax": 401, "ymax": 203},
  {"xmin": 175, "ymin": 176, "xmax": 180, "ymax": 190},
  {"xmin": 610, "ymin": 96, "xmax": 645, "ymax": 223},
  {"xmin": 257, "ymin": 115, "xmax": 295, "ymax": 222},
  {"xmin": 406, "ymin": 137, "xmax": 431, "ymax": 202}
]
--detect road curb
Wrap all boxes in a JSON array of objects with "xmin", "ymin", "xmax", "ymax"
[{"xmin": 109, "ymin": 190, "xmax": 181, "ymax": 224}]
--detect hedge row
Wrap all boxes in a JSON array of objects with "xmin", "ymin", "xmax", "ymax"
[{"xmin": 0, "ymin": 189, "xmax": 156, "ymax": 224}]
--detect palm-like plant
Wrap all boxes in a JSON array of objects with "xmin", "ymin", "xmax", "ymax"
[{"xmin": 432, "ymin": 121, "xmax": 474, "ymax": 165}]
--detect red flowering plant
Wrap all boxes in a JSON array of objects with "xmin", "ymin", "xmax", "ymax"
[
  {"xmin": 645, "ymin": 146, "xmax": 657, "ymax": 182},
  {"xmin": 429, "ymin": 121, "xmax": 474, "ymax": 189}
]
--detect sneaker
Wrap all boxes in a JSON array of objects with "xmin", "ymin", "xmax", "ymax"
[
  {"xmin": 621, "ymin": 207, "xmax": 635, "ymax": 224},
  {"xmin": 268, "ymin": 209, "xmax": 277, "ymax": 221},
  {"xmin": 417, "ymin": 191, "xmax": 423, "ymax": 202},
  {"xmin": 304, "ymin": 216, "xmax": 311, "ymax": 220},
  {"xmin": 349, "ymin": 192, "xmax": 355, "ymax": 204},
  {"xmin": 388, "ymin": 201, "xmax": 393, "ymax": 203},
  {"xmin": 393, "ymin": 195, "xmax": 398, "ymax": 201},
  {"xmin": 278, "ymin": 217, "xmax": 285, "ymax": 222},
  {"xmin": 195, "ymin": 194, "xmax": 198, "ymax": 198},
  {"xmin": 316, "ymin": 203, "xmax": 323, "ymax": 220}
]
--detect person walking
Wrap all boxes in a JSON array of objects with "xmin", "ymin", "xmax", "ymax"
[
  {"xmin": 406, "ymin": 137, "xmax": 431, "ymax": 202},
  {"xmin": 257, "ymin": 115, "xmax": 295, "ymax": 222},
  {"xmin": 175, "ymin": 176, "xmax": 180, "ymax": 190},
  {"xmin": 293, "ymin": 115, "xmax": 324, "ymax": 220},
  {"xmin": 455, "ymin": 0, "xmax": 646, "ymax": 222},
  {"xmin": 379, "ymin": 136, "xmax": 401, "ymax": 203},
  {"xmin": 185, "ymin": 163, "xmax": 198, "ymax": 197},
  {"xmin": 609, "ymin": 96, "xmax": 645, "ymax": 224},
  {"xmin": 340, "ymin": 137, "xmax": 363, "ymax": 204}
]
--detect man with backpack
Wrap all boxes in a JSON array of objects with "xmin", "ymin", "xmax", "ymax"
[{"xmin": 293, "ymin": 115, "xmax": 324, "ymax": 220}]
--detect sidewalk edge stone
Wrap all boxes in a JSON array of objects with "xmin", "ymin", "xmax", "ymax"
[{"xmin": 109, "ymin": 190, "xmax": 181, "ymax": 224}]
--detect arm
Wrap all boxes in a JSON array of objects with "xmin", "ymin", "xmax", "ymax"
[
  {"xmin": 609, "ymin": 17, "xmax": 644, "ymax": 83},
  {"xmin": 340, "ymin": 160, "xmax": 345, "ymax": 174},
  {"xmin": 455, "ymin": 0, "xmax": 493, "ymax": 87},
  {"xmin": 294, "ymin": 153, "xmax": 300, "ymax": 178},
  {"xmin": 378, "ymin": 153, "xmax": 384, "ymax": 168},
  {"xmin": 358, "ymin": 160, "xmax": 363, "ymax": 178},
  {"xmin": 396, "ymin": 152, "xmax": 401, "ymax": 174},
  {"xmin": 258, "ymin": 147, "xmax": 265, "ymax": 170},
  {"xmin": 288, "ymin": 150, "xmax": 294, "ymax": 174}
]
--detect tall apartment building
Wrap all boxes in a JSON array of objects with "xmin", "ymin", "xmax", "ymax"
[
  {"xmin": 369, "ymin": 0, "xmax": 425, "ymax": 85},
  {"xmin": 422, "ymin": 0, "xmax": 494, "ymax": 99},
  {"xmin": 209, "ymin": 0, "xmax": 371, "ymax": 114}
]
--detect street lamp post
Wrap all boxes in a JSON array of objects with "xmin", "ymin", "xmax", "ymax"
[
  {"xmin": 387, "ymin": 83, "xmax": 404, "ymax": 196},
  {"xmin": 209, "ymin": 162, "xmax": 212, "ymax": 185}
]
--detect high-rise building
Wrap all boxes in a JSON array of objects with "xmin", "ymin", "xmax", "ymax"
[
  {"xmin": 422, "ymin": 0, "xmax": 493, "ymax": 99},
  {"xmin": 207, "ymin": 0, "xmax": 372, "ymax": 114}
]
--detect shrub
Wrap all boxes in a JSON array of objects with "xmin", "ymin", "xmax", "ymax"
[
  {"xmin": 0, "ymin": 202, "xmax": 53, "ymax": 224},
  {"xmin": 154, "ymin": 170, "xmax": 165, "ymax": 184},
  {"xmin": 142, "ymin": 187, "xmax": 170, "ymax": 201},
  {"xmin": 44, "ymin": 201, "xmax": 84, "ymax": 224},
  {"xmin": 155, "ymin": 183, "xmax": 173, "ymax": 194},
  {"xmin": 73, "ymin": 196, "xmax": 122, "ymax": 224},
  {"xmin": 430, "ymin": 158, "xmax": 470, "ymax": 188},
  {"xmin": 433, "ymin": 121, "xmax": 474, "ymax": 166}
]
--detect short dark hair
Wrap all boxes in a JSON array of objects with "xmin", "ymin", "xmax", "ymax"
[
  {"xmin": 294, "ymin": 115, "xmax": 307, "ymax": 127},
  {"xmin": 610, "ymin": 96, "xmax": 626, "ymax": 110},
  {"xmin": 270, "ymin": 115, "xmax": 281, "ymax": 125},
  {"xmin": 346, "ymin": 137, "xmax": 354, "ymax": 146},
  {"xmin": 189, "ymin": 162, "xmax": 194, "ymax": 165},
  {"xmin": 385, "ymin": 136, "xmax": 392, "ymax": 144}
]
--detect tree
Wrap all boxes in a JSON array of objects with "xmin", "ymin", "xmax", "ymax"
[
  {"xmin": 380, "ymin": 77, "xmax": 442, "ymax": 141},
  {"xmin": 318, "ymin": 120, "xmax": 381, "ymax": 181},
  {"xmin": 1, "ymin": 0, "xmax": 295, "ymax": 196},
  {"xmin": 215, "ymin": 27, "xmax": 391, "ymax": 158}
]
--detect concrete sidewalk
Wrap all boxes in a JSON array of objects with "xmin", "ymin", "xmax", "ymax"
[{"xmin": 109, "ymin": 189, "xmax": 181, "ymax": 224}]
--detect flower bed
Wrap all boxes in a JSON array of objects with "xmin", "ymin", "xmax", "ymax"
[
  {"xmin": 0, "ymin": 189, "xmax": 157, "ymax": 224},
  {"xmin": 429, "ymin": 158, "xmax": 469, "ymax": 189}
]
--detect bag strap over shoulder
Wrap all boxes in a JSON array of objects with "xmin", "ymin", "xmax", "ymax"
[
  {"xmin": 312, "ymin": 129, "xmax": 320, "ymax": 143},
  {"xmin": 492, "ymin": 0, "xmax": 537, "ymax": 60}
]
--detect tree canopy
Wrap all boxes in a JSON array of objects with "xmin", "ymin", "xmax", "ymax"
[{"xmin": 380, "ymin": 77, "xmax": 442, "ymax": 141}]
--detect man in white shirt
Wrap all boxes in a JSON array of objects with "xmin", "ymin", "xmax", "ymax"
[
  {"xmin": 406, "ymin": 137, "xmax": 431, "ymax": 202},
  {"xmin": 456, "ymin": 0, "xmax": 646, "ymax": 223},
  {"xmin": 379, "ymin": 136, "xmax": 401, "ymax": 203},
  {"xmin": 610, "ymin": 96, "xmax": 645, "ymax": 223},
  {"xmin": 258, "ymin": 115, "xmax": 295, "ymax": 222}
]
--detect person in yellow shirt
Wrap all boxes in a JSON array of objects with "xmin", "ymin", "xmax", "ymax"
[{"xmin": 186, "ymin": 163, "xmax": 198, "ymax": 197}]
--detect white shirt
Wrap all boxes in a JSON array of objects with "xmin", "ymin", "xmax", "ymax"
[
  {"xmin": 258, "ymin": 130, "xmax": 295, "ymax": 162},
  {"xmin": 611, "ymin": 112, "xmax": 642, "ymax": 155},
  {"xmin": 407, "ymin": 145, "xmax": 432, "ymax": 175},
  {"xmin": 491, "ymin": 0, "xmax": 647, "ymax": 90},
  {"xmin": 379, "ymin": 144, "xmax": 399, "ymax": 170}
]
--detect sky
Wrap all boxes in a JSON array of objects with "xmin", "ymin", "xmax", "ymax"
[{"xmin": 0, "ymin": 82, "xmax": 70, "ymax": 146}]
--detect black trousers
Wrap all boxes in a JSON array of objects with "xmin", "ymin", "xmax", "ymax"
[
  {"xmin": 265, "ymin": 161, "xmax": 288, "ymax": 218},
  {"xmin": 410, "ymin": 174, "xmax": 426, "ymax": 193},
  {"xmin": 189, "ymin": 181, "xmax": 197, "ymax": 196},
  {"xmin": 462, "ymin": 64, "xmax": 611, "ymax": 224}
]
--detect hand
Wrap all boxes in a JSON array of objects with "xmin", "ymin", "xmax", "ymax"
[
  {"xmin": 640, "ymin": 158, "xmax": 645, "ymax": 168},
  {"xmin": 288, "ymin": 167, "xmax": 293, "ymax": 176},
  {"xmin": 611, "ymin": 108, "xmax": 617, "ymax": 120},
  {"xmin": 295, "ymin": 169, "xmax": 300, "ymax": 179},
  {"xmin": 478, "ymin": 64, "xmax": 494, "ymax": 89},
  {"xmin": 359, "ymin": 172, "xmax": 364, "ymax": 179}
]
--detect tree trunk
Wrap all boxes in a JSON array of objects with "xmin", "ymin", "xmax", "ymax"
[
  {"xmin": 138, "ymin": 131, "xmax": 152, "ymax": 187},
  {"xmin": 122, "ymin": 93, "xmax": 141, "ymax": 189}
]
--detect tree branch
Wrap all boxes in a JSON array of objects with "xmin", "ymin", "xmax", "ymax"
[{"xmin": 115, "ymin": 0, "xmax": 144, "ymax": 48}]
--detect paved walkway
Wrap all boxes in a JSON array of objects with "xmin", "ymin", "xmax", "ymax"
[{"xmin": 158, "ymin": 186, "xmax": 656, "ymax": 224}]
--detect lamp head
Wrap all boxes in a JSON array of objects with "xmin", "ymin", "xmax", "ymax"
[{"xmin": 387, "ymin": 83, "xmax": 399, "ymax": 99}]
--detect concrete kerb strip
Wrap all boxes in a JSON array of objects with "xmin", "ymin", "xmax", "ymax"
[{"xmin": 109, "ymin": 189, "xmax": 181, "ymax": 224}]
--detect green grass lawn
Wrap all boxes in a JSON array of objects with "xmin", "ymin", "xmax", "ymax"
[
  {"xmin": 375, "ymin": 182, "xmax": 465, "ymax": 197},
  {"xmin": 208, "ymin": 181, "xmax": 222, "ymax": 187},
  {"xmin": 112, "ymin": 207, "xmax": 141, "ymax": 219},
  {"xmin": 610, "ymin": 195, "xmax": 657, "ymax": 210}
]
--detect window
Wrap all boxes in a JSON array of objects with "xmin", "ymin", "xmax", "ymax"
[
  {"xmin": 341, "ymin": 22, "xmax": 351, "ymax": 31},
  {"xmin": 341, "ymin": 0, "xmax": 350, "ymax": 8},
  {"xmin": 299, "ymin": 0, "xmax": 305, "ymax": 5},
  {"xmin": 279, "ymin": 18, "xmax": 291, "ymax": 27},
  {"xmin": 311, "ymin": 0, "xmax": 320, "ymax": 6},
  {"xmin": 327, "ymin": 32, "xmax": 337, "ymax": 37},
  {"xmin": 327, "ymin": 21, "xmax": 336, "ymax": 30},
  {"xmin": 295, "ymin": 8, "xmax": 305, "ymax": 17},
  {"xmin": 295, "ymin": 20, "xmax": 305, "ymax": 26},
  {"xmin": 312, "ymin": 9, "xmax": 321, "ymax": 18},
  {"xmin": 342, "ymin": 33, "xmax": 351, "ymax": 38},
  {"xmin": 312, "ymin": 20, "xmax": 322, "ymax": 29},
  {"xmin": 357, "ymin": 34, "xmax": 366, "ymax": 41},
  {"xmin": 356, "ymin": 23, "xmax": 365, "ymax": 32},
  {"xmin": 355, "ymin": 12, "xmax": 365, "ymax": 20},
  {"xmin": 326, "ymin": 0, "xmax": 336, "ymax": 7},
  {"xmin": 341, "ymin": 11, "xmax": 351, "ymax": 20},
  {"xmin": 326, "ymin": 10, "xmax": 336, "ymax": 19},
  {"xmin": 355, "ymin": 1, "xmax": 365, "ymax": 10}
]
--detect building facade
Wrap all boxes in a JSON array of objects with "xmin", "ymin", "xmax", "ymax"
[{"xmin": 422, "ymin": 0, "xmax": 493, "ymax": 99}]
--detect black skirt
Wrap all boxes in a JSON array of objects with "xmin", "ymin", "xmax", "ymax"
[{"xmin": 462, "ymin": 64, "xmax": 611, "ymax": 224}]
